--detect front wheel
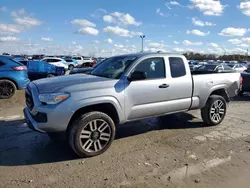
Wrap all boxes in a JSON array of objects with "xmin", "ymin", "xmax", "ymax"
[
  {"xmin": 201, "ymin": 95, "xmax": 227, "ymax": 126},
  {"xmin": 68, "ymin": 112, "xmax": 115, "ymax": 158}
]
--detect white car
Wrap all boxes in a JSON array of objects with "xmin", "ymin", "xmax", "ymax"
[
  {"xmin": 41, "ymin": 57, "xmax": 68, "ymax": 69},
  {"xmin": 73, "ymin": 56, "xmax": 94, "ymax": 67},
  {"xmin": 228, "ymin": 64, "xmax": 247, "ymax": 72}
]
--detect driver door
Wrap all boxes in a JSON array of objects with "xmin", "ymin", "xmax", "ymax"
[{"xmin": 124, "ymin": 57, "xmax": 169, "ymax": 120}]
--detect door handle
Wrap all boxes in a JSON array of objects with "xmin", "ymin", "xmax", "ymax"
[{"xmin": 159, "ymin": 84, "xmax": 169, "ymax": 88}]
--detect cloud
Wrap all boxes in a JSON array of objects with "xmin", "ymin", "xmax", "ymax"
[
  {"xmin": 168, "ymin": 35, "xmax": 173, "ymax": 38},
  {"xmin": 208, "ymin": 43, "xmax": 219, "ymax": 48},
  {"xmin": 228, "ymin": 38, "xmax": 250, "ymax": 45},
  {"xmin": 72, "ymin": 41, "xmax": 76, "ymax": 44},
  {"xmin": 76, "ymin": 27, "xmax": 99, "ymax": 36},
  {"xmin": 93, "ymin": 40, "xmax": 100, "ymax": 44},
  {"xmin": 14, "ymin": 17, "xmax": 42, "ymax": 27},
  {"xmin": 228, "ymin": 38, "xmax": 242, "ymax": 44},
  {"xmin": 0, "ymin": 6, "xmax": 7, "ymax": 12},
  {"xmin": 103, "ymin": 12, "xmax": 141, "ymax": 26},
  {"xmin": 173, "ymin": 41, "xmax": 179, "ymax": 44},
  {"xmin": 41, "ymin": 37, "xmax": 53, "ymax": 41},
  {"xmin": 156, "ymin": 8, "xmax": 168, "ymax": 17},
  {"xmin": 91, "ymin": 8, "xmax": 107, "ymax": 18},
  {"xmin": 11, "ymin": 8, "xmax": 26, "ymax": 17},
  {"xmin": 169, "ymin": 1, "xmax": 181, "ymax": 6},
  {"xmin": 105, "ymin": 38, "xmax": 113, "ymax": 44},
  {"xmin": 148, "ymin": 42, "xmax": 166, "ymax": 48},
  {"xmin": 238, "ymin": 1, "xmax": 250, "ymax": 16},
  {"xmin": 114, "ymin": 44, "xmax": 124, "ymax": 48},
  {"xmin": 219, "ymin": 27, "xmax": 247, "ymax": 37},
  {"xmin": 192, "ymin": 17, "xmax": 216, "ymax": 26},
  {"xmin": 189, "ymin": 0, "xmax": 226, "ymax": 16},
  {"xmin": 71, "ymin": 19, "xmax": 96, "ymax": 27},
  {"xmin": 103, "ymin": 26, "xmax": 142, "ymax": 37},
  {"xmin": 186, "ymin": 29, "xmax": 210, "ymax": 36},
  {"xmin": 238, "ymin": 44, "xmax": 249, "ymax": 48},
  {"xmin": 183, "ymin": 40, "xmax": 203, "ymax": 46},
  {"xmin": 0, "ymin": 24, "xmax": 21, "ymax": 34},
  {"xmin": 0, "ymin": 36, "xmax": 19, "ymax": 42}
]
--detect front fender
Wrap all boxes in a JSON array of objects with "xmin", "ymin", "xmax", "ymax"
[{"xmin": 72, "ymin": 96, "xmax": 125, "ymax": 123}]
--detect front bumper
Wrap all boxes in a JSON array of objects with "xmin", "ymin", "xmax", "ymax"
[{"xmin": 23, "ymin": 107, "xmax": 45, "ymax": 133}]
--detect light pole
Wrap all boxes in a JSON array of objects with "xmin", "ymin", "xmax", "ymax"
[{"xmin": 140, "ymin": 35, "xmax": 145, "ymax": 52}]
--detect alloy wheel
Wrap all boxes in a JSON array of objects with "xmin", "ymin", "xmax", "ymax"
[
  {"xmin": 210, "ymin": 100, "xmax": 225, "ymax": 123},
  {"xmin": 79, "ymin": 119, "xmax": 111, "ymax": 153}
]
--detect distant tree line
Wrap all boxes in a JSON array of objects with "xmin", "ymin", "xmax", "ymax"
[{"xmin": 183, "ymin": 52, "xmax": 250, "ymax": 61}]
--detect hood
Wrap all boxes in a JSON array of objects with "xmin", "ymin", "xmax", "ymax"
[{"xmin": 32, "ymin": 74, "xmax": 114, "ymax": 93}]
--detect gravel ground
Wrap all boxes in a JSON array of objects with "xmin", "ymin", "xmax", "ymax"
[{"xmin": 0, "ymin": 91, "xmax": 250, "ymax": 188}]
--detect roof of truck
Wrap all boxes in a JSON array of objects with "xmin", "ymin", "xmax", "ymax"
[{"xmin": 114, "ymin": 52, "xmax": 184, "ymax": 58}]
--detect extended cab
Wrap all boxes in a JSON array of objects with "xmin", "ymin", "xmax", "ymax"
[{"xmin": 24, "ymin": 53, "xmax": 241, "ymax": 157}]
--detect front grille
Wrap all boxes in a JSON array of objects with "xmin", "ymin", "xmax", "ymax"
[{"xmin": 25, "ymin": 87, "xmax": 34, "ymax": 110}]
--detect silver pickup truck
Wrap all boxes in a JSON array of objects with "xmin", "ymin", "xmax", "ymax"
[{"xmin": 24, "ymin": 53, "xmax": 241, "ymax": 157}]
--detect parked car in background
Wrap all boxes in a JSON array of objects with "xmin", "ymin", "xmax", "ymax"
[
  {"xmin": 239, "ymin": 68, "xmax": 250, "ymax": 96},
  {"xmin": 24, "ymin": 53, "xmax": 241, "ymax": 157},
  {"xmin": 0, "ymin": 56, "xmax": 29, "ymax": 99},
  {"xmin": 193, "ymin": 64, "xmax": 235, "ymax": 74},
  {"xmin": 41, "ymin": 57, "xmax": 68, "ymax": 70},
  {"xmin": 19, "ymin": 60, "xmax": 65, "ymax": 80},
  {"xmin": 188, "ymin": 61, "xmax": 200, "ymax": 71},
  {"xmin": 32, "ymin": 55, "xmax": 44, "ymax": 60},
  {"xmin": 69, "ymin": 67, "xmax": 94, "ymax": 75},
  {"xmin": 228, "ymin": 64, "xmax": 247, "ymax": 72},
  {"xmin": 64, "ymin": 58, "xmax": 79, "ymax": 70},
  {"xmin": 73, "ymin": 56, "xmax": 96, "ymax": 67}
]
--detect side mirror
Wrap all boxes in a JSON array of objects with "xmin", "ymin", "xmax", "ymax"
[{"xmin": 128, "ymin": 71, "xmax": 147, "ymax": 82}]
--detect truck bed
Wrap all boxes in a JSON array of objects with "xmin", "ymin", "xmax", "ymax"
[{"xmin": 190, "ymin": 72, "xmax": 240, "ymax": 109}]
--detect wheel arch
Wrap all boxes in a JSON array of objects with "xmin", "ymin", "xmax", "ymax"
[
  {"xmin": 67, "ymin": 102, "xmax": 120, "ymax": 133},
  {"xmin": 0, "ymin": 77, "xmax": 18, "ymax": 89}
]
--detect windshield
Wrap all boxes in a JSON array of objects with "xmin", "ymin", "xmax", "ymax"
[
  {"xmin": 90, "ymin": 55, "xmax": 138, "ymax": 79},
  {"xmin": 227, "ymin": 64, "xmax": 234, "ymax": 68}
]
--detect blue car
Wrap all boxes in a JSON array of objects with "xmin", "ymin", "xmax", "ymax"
[
  {"xmin": 19, "ymin": 60, "xmax": 65, "ymax": 80},
  {"xmin": 0, "ymin": 56, "xmax": 30, "ymax": 99}
]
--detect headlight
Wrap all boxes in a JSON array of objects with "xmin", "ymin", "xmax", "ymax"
[{"xmin": 38, "ymin": 93, "xmax": 69, "ymax": 104}]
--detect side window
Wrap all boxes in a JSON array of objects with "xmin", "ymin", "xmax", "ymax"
[
  {"xmin": 133, "ymin": 57, "xmax": 165, "ymax": 79},
  {"xmin": 169, "ymin": 57, "xmax": 186, "ymax": 78}
]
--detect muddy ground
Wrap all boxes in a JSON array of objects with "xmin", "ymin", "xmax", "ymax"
[{"xmin": 0, "ymin": 91, "xmax": 250, "ymax": 188}]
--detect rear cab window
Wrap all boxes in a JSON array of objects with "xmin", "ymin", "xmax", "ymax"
[{"xmin": 168, "ymin": 57, "xmax": 186, "ymax": 78}]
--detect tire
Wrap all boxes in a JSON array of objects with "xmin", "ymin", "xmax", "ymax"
[
  {"xmin": 68, "ymin": 65, "xmax": 74, "ymax": 70},
  {"xmin": 0, "ymin": 79, "xmax": 17, "ymax": 99},
  {"xmin": 201, "ymin": 95, "xmax": 227, "ymax": 126},
  {"xmin": 47, "ymin": 74, "xmax": 55, "ymax": 78},
  {"xmin": 69, "ymin": 111, "xmax": 115, "ymax": 158}
]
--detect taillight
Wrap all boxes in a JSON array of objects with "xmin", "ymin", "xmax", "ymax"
[
  {"xmin": 240, "ymin": 75, "xmax": 243, "ymax": 89},
  {"xmin": 91, "ymin": 61, "xmax": 96, "ymax": 67},
  {"xmin": 12, "ymin": 66, "xmax": 27, "ymax": 71}
]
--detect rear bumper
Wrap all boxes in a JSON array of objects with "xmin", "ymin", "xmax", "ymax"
[{"xmin": 17, "ymin": 78, "xmax": 30, "ymax": 90}]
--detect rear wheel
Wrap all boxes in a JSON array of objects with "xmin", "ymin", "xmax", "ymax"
[
  {"xmin": 0, "ymin": 79, "xmax": 16, "ymax": 99},
  {"xmin": 69, "ymin": 112, "xmax": 115, "ymax": 158},
  {"xmin": 68, "ymin": 65, "xmax": 74, "ymax": 70},
  {"xmin": 201, "ymin": 95, "xmax": 227, "ymax": 126}
]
